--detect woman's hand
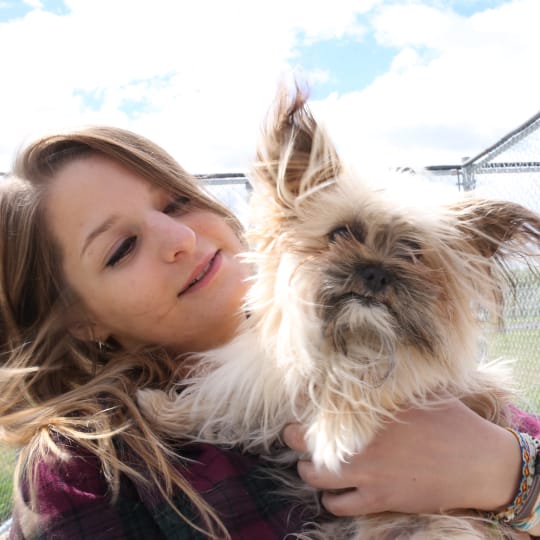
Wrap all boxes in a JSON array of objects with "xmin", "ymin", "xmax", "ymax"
[{"xmin": 282, "ymin": 400, "xmax": 523, "ymax": 517}]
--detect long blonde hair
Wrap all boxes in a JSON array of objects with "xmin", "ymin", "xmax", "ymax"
[{"xmin": 0, "ymin": 126, "xmax": 242, "ymax": 538}]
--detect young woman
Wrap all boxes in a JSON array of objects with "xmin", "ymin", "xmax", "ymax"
[{"xmin": 0, "ymin": 126, "xmax": 538, "ymax": 539}]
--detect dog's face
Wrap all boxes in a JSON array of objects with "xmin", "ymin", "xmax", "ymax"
[
  {"xmin": 246, "ymin": 89, "xmax": 540, "ymax": 391},
  {"xmin": 292, "ymin": 181, "xmax": 465, "ymax": 363}
]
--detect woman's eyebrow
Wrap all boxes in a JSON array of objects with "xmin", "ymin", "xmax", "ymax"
[{"xmin": 81, "ymin": 215, "xmax": 119, "ymax": 258}]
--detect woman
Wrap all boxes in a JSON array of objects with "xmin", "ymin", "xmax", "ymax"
[{"xmin": 0, "ymin": 126, "xmax": 538, "ymax": 539}]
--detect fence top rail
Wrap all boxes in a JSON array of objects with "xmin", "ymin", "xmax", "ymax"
[
  {"xmin": 424, "ymin": 109, "xmax": 540, "ymax": 175},
  {"xmin": 195, "ymin": 172, "xmax": 247, "ymax": 180},
  {"xmin": 461, "ymin": 109, "xmax": 540, "ymax": 169}
]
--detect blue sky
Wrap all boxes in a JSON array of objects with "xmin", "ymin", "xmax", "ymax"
[{"xmin": 0, "ymin": 0, "xmax": 539, "ymax": 173}]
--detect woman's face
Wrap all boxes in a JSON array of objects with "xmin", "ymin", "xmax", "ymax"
[{"xmin": 45, "ymin": 154, "xmax": 250, "ymax": 353}]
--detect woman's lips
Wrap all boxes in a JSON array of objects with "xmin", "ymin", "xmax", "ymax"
[{"xmin": 178, "ymin": 250, "xmax": 221, "ymax": 296}]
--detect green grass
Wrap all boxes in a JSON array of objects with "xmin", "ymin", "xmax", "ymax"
[
  {"xmin": 0, "ymin": 446, "xmax": 15, "ymax": 523},
  {"xmin": 486, "ymin": 324, "xmax": 540, "ymax": 413}
]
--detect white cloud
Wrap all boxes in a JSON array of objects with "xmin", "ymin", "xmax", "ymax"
[
  {"xmin": 23, "ymin": 0, "xmax": 43, "ymax": 8},
  {"xmin": 373, "ymin": 3, "xmax": 465, "ymax": 50},
  {"xmin": 0, "ymin": 0, "xmax": 379, "ymax": 171},
  {"xmin": 312, "ymin": 0, "xmax": 540, "ymax": 169},
  {"xmin": 389, "ymin": 48, "xmax": 423, "ymax": 73},
  {"xmin": 0, "ymin": 0, "xmax": 539, "ymax": 176}
]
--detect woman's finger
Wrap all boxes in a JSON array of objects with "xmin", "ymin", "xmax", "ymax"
[
  {"xmin": 282, "ymin": 423, "xmax": 308, "ymax": 452},
  {"xmin": 321, "ymin": 488, "xmax": 370, "ymax": 517},
  {"xmin": 296, "ymin": 459, "xmax": 356, "ymax": 491}
]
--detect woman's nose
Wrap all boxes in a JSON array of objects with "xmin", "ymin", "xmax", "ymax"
[{"xmin": 149, "ymin": 213, "xmax": 196, "ymax": 262}]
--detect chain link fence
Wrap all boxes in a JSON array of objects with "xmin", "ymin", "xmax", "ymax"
[
  {"xmin": 203, "ymin": 164, "xmax": 540, "ymax": 413},
  {"xmin": 427, "ymin": 110, "xmax": 540, "ymax": 413}
]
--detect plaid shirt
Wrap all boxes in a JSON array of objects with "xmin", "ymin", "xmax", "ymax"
[
  {"xmin": 9, "ymin": 411, "xmax": 540, "ymax": 540},
  {"xmin": 9, "ymin": 443, "xmax": 307, "ymax": 540}
]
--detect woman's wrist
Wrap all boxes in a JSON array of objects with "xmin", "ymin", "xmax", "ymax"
[
  {"xmin": 465, "ymin": 419, "xmax": 523, "ymax": 512},
  {"xmin": 484, "ymin": 430, "xmax": 540, "ymax": 533}
]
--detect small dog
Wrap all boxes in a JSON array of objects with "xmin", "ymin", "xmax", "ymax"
[{"xmin": 139, "ymin": 89, "xmax": 540, "ymax": 539}]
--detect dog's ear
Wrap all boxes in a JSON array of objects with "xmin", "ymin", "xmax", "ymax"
[
  {"xmin": 451, "ymin": 198, "xmax": 540, "ymax": 258},
  {"xmin": 251, "ymin": 84, "xmax": 342, "ymax": 208}
]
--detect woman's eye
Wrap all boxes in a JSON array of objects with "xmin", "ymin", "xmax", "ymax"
[
  {"xmin": 106, "ymin": 236, "xmax": 137, "ymax": 267},
  {"xmin": 163, "ymin": 196, "xmax": 190, "ymax": 215}
]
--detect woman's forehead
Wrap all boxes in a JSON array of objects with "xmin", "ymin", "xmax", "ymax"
[{"xmin": 45, "ymin": 157, "xmax": 150, "ymax": 245}]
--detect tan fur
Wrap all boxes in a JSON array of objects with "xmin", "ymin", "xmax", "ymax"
[{"xmin": 138, "ymin": 89, "xmax": 540, "ymax": 539}]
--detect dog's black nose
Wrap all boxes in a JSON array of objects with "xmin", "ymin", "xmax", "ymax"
[{"xmin": 358, "ymin": 264, "xmax": 392, "ymax": 293}]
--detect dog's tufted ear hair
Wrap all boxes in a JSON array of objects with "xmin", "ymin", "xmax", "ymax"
[
  {"xmin": 251, "ymin": 84, "xmax": 342, "ymax": 209},
  {"xmin": 451, "ymin": 198, "xmax": 540, "ymax": 259}
]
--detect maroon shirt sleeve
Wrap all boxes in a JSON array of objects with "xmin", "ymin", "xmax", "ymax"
[
  {"xmin": 9, "ymin": 409, "xmax": 539, "ymax": 539},
  {"xmin": 9, "ymin": 442, "xmax": 306, "ymax": 540},
  {"xmin": 511, "ymin": 405, "xmax": 540, "ymax": 437},
  {"xmin": 9, "ymin": 445, "xmax": 165, "ymax": 540}
]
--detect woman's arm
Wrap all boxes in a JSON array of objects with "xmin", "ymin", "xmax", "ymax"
[{"xmin": 283, "ymin": 399, "xmax": 540, "ymax": 536}]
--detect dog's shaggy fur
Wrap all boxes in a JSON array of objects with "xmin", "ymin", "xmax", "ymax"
[{"xmin": 139, "ymin": 89, "xmax": 540, "ymax": 539}]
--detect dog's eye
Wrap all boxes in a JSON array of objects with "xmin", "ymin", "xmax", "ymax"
[
  {"xmin": 328, "ymin": 226, "xmax": 351, "ymax": 243},
  {"xmin": 401, "ymin": 239, "xmax": 423, "ymax": 260},
  {"xmin": 328, "ymin": 224, "xmax": 365, "ymax": 244}
]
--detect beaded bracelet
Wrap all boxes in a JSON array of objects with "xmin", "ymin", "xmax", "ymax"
[{"xmin": 488, "ymin": 429, "xmax": 540, "ymax": 532}]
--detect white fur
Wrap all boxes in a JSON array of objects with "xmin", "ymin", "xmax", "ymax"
[{"xmin": 138, "ymin": 96, "xmax": 540, "ymax": 539}]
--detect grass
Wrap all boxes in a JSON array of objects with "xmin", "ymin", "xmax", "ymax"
[
  {"xmin": 485, "ymin": 323, "xmax": 540, "ymax": 412},
  {"xmin": 0, "ymin": 445, "xmax": 15, "ymax": 523}
]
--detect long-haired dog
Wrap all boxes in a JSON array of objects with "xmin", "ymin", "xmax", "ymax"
[{"xmin": 139, "ymin": 89, "xmax": 540, "ymax": 539}]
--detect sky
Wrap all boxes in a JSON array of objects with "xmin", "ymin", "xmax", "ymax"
[{"xmin": 0, "ymin": 0, "xmax": 539, "ymax": 175}]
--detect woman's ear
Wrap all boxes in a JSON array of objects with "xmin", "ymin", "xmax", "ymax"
[
  {"xmin": 67, "ymin": 320, "xmax": 101, "ymax": 342},
  {"xmin": 63, "ymin": 306, "xmax": 109, "ymax": 343},
  {"xmin": 67, "ymin": 320, "xmax": 109, "ymax": 343}
]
